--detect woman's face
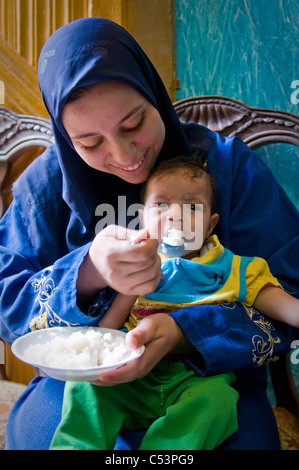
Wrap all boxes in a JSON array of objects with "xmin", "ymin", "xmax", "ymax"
[{"xmin": 61, "ymin": 82, "xmax": 166, "ymax": 184}]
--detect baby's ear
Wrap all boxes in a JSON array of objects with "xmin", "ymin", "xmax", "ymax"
[
  {"xmin": 211, "ymin": 212, "xmax": 219, "ymax": 229},
  {"xmin": 207, "ymin": 212, "xmax": 219, "ymax": 237}
]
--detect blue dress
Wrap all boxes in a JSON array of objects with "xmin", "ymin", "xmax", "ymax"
[{"xmin": 1, "ymin": 18, "xmax": 298, "ymax": 450}]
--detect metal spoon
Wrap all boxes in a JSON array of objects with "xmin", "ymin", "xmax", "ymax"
[{"xmin": 158, "ymin": 241, "xmax": 186, "ymax": 257}]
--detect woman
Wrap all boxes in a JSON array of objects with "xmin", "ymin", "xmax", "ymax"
[{"xmin": 1, "ymin": 17, "xmax": 298, "ymax": 450}]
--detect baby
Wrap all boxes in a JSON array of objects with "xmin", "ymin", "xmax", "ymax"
[
  {"xmin": 50, "ymin": 155, "xmax": 298, "ymax": 451},
  {"xmin": 99, "ymin": 155, "xmax": 299, "ymax": 331}
]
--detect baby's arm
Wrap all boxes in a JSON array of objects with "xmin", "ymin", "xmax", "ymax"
[
  {"xmin": 253, "ymin": 286, "xmax": 299, "ymax": 328},
  {"xmin": 98, "ymin": 293, "xmax": 138, "ymax": 329}
]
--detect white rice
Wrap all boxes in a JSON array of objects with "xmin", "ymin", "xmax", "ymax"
[
  {"xmin": 163, "ymin": 228, "xmax": 185, "ymax": 246},
  {"xmin": 23, "ymin": 329, "xmax": 132, "ymax": 369}
]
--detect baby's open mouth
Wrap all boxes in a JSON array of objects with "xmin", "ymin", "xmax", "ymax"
[{"xmin": 162, "ymin": 228, "xmax": 185, "ymax": 247}]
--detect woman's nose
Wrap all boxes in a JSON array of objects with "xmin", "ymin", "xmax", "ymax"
[{"xmin": 109, "ymin": 136, "xmax": 136, "ymax": 165}]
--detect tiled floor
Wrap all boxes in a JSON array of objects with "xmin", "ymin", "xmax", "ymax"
[{"xmin": 0, "ymin": 381, "xmax": 26, "ymax": 450}]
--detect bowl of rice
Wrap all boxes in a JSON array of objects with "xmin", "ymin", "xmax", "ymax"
[{"xmin": 11, "ymin": 326, "xmax": 144, "ymax": 382}]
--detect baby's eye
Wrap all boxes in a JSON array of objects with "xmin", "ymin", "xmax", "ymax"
[
  {"xmin": 149, "ymin": 202, "xmax": 169, "ymax": 211},
  {"xmin": 184, "ymin": 204, "xmax": 203, "ymax": 211}
]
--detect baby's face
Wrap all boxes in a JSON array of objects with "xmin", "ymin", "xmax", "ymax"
[{"xmin": 141, "ymin": 172, "xmax": 218, "ymax": 252}]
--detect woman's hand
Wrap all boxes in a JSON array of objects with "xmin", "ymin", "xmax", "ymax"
[
  {"xmin": 93, "ymin": 314, "xmax": 191, "ymax": 386},
  {"xmin": 77, "ymin": 225, "xmax": 162, "ymax": 302}
]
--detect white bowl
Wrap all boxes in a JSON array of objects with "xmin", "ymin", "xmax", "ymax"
[{"xmin": 11, "ymin": 326, "xmax": 144, "ymax": 382}]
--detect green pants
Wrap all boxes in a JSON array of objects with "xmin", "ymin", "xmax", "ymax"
[{"xmin": 50, "ymin": 360, "xmax": 238, "ymax": 450}]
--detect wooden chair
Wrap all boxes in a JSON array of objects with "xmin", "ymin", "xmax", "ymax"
[
  {"xmin": 0, "ymin": 107, "xmax": 53, "ymax": 383},
  {"xmin": 0, "ymin": 106, "xmax": 53, "ymax": 216},
  {"xmin": 173, "ymin": 95, "xmax": 299, "ymax": 149},
  {"xmin": 0, "ymin": 99, "xmax": 298, "ymax": 448}
]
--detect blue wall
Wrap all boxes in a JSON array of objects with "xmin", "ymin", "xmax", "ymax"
[
  {"xmin": 176, "ymin": 0, "xmax": 299, "ymax": 401},
  {"xmin": 176, "ymin": 0, "xmax": 299, "ymax": 209}
]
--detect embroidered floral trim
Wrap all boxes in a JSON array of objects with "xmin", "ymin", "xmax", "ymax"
[
  {"xmin": 243, "ymin": 304, "xmax": 281, "ymax": 366},
  {"xmin": 29, "ymin": 312, "xmax": 48, "ymax": 331},
  {"xmin": 221, "ymin": 303, "xmax": 281, "ymax": 366},
  {"xmin": 30, "ymin": 267, "xmax": 79, "ymax": 331}
]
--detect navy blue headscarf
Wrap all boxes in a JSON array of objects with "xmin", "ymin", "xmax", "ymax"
[{"xmin": 37, "ymin": 18, "xmax": 192, "ymax": 226}]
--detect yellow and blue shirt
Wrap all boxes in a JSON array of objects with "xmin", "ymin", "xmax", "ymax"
[{"xmin": 125, "ymin": 235, "xmax": 281, "ymax": 330}]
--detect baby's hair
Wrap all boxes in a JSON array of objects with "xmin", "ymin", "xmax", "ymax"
[{"xmin": 141, "ymin": 154, "xmax": 218, "ymax": 214}]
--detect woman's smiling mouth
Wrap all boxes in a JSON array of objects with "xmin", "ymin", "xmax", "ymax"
[{"xmin": 120, "ymin": 152, "xmax": 146, "ymax": 173}]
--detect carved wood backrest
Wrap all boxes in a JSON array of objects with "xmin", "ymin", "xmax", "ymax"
[
  {"xmin": 0, "ymin": 106, "xmax": 53, "ymax": 217},
  {"xmin": 173, "ymin": 95, "xmax": 299, "ymax": 149}
]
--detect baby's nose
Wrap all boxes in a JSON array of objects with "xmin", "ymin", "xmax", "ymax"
[{"xmin": 167, "ymin": 203, "xmax": 183, "ymax": 221}]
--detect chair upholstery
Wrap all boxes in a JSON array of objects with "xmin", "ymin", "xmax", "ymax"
[{"xmin": 0, "ymin": 98, "xmax": 298, "ymax": 448}]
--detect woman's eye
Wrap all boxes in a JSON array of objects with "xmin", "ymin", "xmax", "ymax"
[
  {"xmin": 123, "ymin": 114, "xmax": 145, "ymax": 132},
  {"xmin": 81, "ymin": 139, "xmax": 103, "ymax": 151}
]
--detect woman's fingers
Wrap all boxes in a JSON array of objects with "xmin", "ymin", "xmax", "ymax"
[
  {"xmin": 90, "ymin": 226, "xmax": 161, "ymax": 295},
  {"xmin": 114, "ymin": 249, "xmax": 162, "ymax": 294},
  {"xmin": 97, "ymin": 225, "xmax": 148, "ymax": 245},
  {"xmin": 93, "ymin": 314, "xmax": 188, "ymax": 386},
  {"xmin": 78, "ymin": 225, "xmax": 162, "ymax": 305}
]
